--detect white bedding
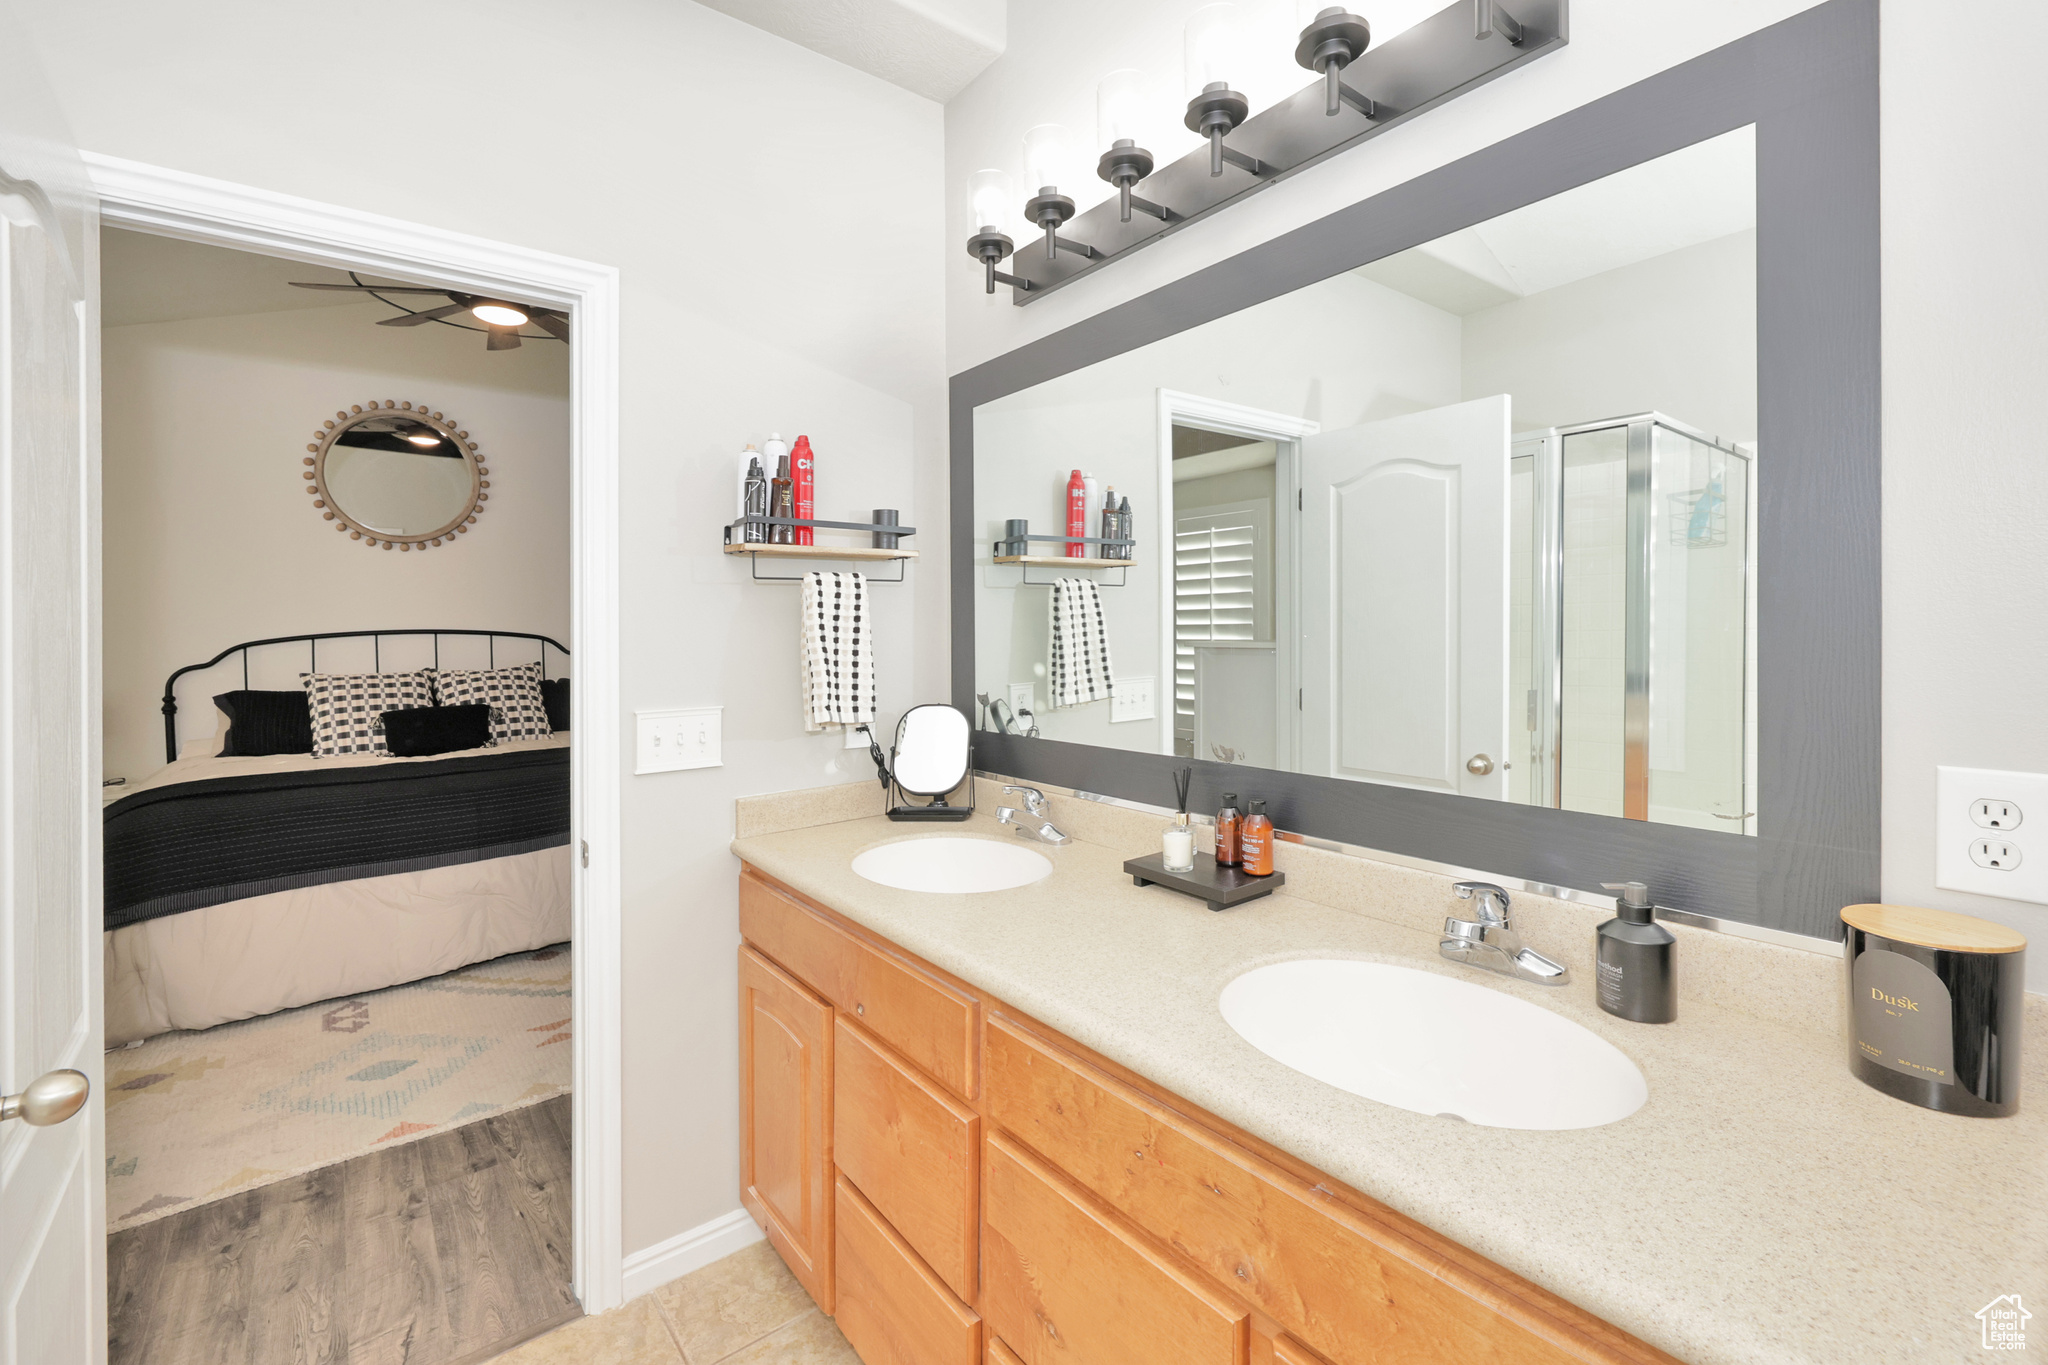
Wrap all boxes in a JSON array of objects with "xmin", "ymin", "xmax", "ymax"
[{"xmin": 105, "ymin": 733, "xmax": 573, "ymax": 1045}]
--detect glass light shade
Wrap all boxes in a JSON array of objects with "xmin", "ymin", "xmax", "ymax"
[
  {"xmin": 1097, "ymin": 69, "xmax": 1149, "ymax": 149},
  {"xmin": 1021, "ymin": 124, "xmax": 1072, "ymax": 192},
  {"xmin": 1299, "ymin": 0, "xmax": 1431, "ymax": 46},
  {"xmin": 967, "ymin": 168, "xmax": 1014, "ymax": 233},
  {"xmin": 1184, "ymin": 3, "xmax": 1243, "ymax": 96},
  {"xmin": 470, "ymin": 302, "xmax": 529, "ymax": 327}
]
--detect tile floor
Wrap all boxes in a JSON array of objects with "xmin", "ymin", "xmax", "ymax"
[{"xmin": 491, "ymin": 1239, "xmax": 858, "ymax": 1365}]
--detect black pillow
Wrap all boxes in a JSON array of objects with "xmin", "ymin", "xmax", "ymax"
[
  {"xmin": 382, "ymin": 704, "xmax": 492, "ymax": 757},
  {"xmin": 539, "ymin": 677, "xmax": 571, "ymax": 732},
  {"xmin": 214, "ymin": 690, "xmax": 313, "ymax": 756}
]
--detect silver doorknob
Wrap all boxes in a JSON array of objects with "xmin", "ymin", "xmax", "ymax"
[
  {"xmin": 1, "ymin": 1069, "xmax": 89, "ymax": 1126},
  {"xmin": 1465, "ymin": 754, "xmax": 1495, "ymax": 776}
]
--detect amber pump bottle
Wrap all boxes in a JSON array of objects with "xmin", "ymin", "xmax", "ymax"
[
  {"xmin": 1239, "ymin": 800, "xmax": 1274, "ymax": 876},
  {"xmin": 1214, "ymin": 793, "xmax": 1241, "ymax": 866}
]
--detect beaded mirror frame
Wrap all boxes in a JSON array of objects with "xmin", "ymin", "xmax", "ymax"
[{"xmin": 302, "ymin": 399, "xmax": 491, "ymax": 551}]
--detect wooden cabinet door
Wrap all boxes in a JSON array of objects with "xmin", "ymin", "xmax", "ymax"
[
  {"xmin": 836, "ymin": 1174, "xmax": 981, "ymax": 1365},
  {"xmin": 988, "ymin": 1340, "xmax": 1028, "ymax": 1365},
  {"xmin": 982, "ymin": 1131, "xmax": 1247, "ymax": 1365},
  {"xmin": 739, "ymin": 945, "xmax": 833, "ymax": 1310},
  {"xmin": 835, "ymin": 1016, "xmax": 980, "ymax": 1301}
]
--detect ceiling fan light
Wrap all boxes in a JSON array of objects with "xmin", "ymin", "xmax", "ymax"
[
  {"xmin": 470, "ymin": 302, "xmax": 530, "ymax": 328},
  {"xmin": 405, "ymin": 432, "xmax": 442, "ymax": 447}
]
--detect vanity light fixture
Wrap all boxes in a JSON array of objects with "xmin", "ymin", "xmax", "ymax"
[
  {"xmin": 1295, "ymin": 6, "xmax": 1377, "ymax": 117},
  {"xmin": 1183, "ymin": 4, "xmax": 1269, "ymax": 179},
  {"xmin": 963, "ymin": 0, "xmax": 1561, "ymax": 303},
  {"xmin": 1096, "ymin": 69, "xmax": 1177, "ymax": 225},
  {"xmin": 1020, "ymin": 124, "xmax": 1100, "ymax": 262},
  {"xmin": 965, "ymin": 169, "xmax": 1033, "ymax": 295}
]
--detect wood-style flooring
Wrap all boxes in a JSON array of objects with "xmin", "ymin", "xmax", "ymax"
[{"xmin": 108, "ymin": 1094, "xmax": 577, "ymax": 1365}]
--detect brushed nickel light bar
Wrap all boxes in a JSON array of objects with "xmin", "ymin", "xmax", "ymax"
[{"xmin": 964, "ymin": 0, "xmax": 1566, "ymax": 304}]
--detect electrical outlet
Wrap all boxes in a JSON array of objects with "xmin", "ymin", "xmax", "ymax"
[
  {"xmin": 636, "ymin": 707, "xmax": 721, "ymax": 774},
  {"xmin": 1110, "ymin": 675, "xmax": 1155, "ymax": 723},
  {"xmin": 1008, "ymin": 683, "xmax": 1035, "ymax": 719},
  {"xmin": 1935, "ymin": 765, "xmax": 2048, "ymax": 904},
  {"xmin": 845, "ymin": 723, "xmax": 873, "ymax": 750}
]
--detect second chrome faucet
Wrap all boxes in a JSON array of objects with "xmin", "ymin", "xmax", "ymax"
[{"xmin": 1439, "ymin": 881, "xmax": 1570, "ymax": 985}]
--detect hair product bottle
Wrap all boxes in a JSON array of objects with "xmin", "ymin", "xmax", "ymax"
[
  {"xmin": 1215, "ymin": 792, "xmax": 1241, "ymax": 866},
  {"xmin": 770, "ymin": 452, "xmax": 794, "ymax": 544},
  {"xmin": 791, "ymin": 435, "xmax": 816, "ymax": 545},
  {"xmin": 742, "ymin": 452, "xmax": 769, "ymax": 543},
  {"xmin": 1596, "ymin": 881, "xmax": 1677, "ymax": 1023},
  {"xmin": 1239, "ymin": 799, "xmax": 1274, "ymax": 876},
  {"xmin": 1100, "ymin": 484, "xmax": 1119, "ymax": 561},
  {"xmin": 1066, "ymin": 468, "xmax": 1087, "ymax": 558},
  {"xmin": 1117, "ymin": 495, "xmax": 1133, "ymax": 560}
]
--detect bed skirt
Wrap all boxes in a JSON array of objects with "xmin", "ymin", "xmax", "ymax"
[{"xmin": 105, "ymin": 845, "xmax": 572, "ymax": 1045}]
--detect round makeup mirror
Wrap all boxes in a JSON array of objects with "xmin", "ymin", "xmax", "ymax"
[
  {"xmin": 893, "ymin": 704, "xmax": 972, "ymax": 796},
  {"xmin": 304, "ymin": 401, "xmax": 489, "ymax": 551}
]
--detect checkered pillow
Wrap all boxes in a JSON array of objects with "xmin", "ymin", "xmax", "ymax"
[
  {"xmin": 301, "ymin": 670, "xmax": 436, "ymax": 758},
  {"xmin": 432, "ymin": 661, "xmax": 553, "ymax": 746}
]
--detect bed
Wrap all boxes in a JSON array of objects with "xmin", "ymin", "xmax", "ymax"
[{"xmin": 104, "ymin": 630, "xmax": 572, "ymax": 1044}]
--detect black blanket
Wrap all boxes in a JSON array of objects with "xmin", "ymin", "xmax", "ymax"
[{"xmin": 104, "ymin": 747, "xmax": 570, "ymax": 931}]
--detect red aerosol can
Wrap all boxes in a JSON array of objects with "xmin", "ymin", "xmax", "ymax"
[
  {"xmin": 791, "ymin": 436, "xmax": 816, "ymax": 545},
  {"xmin": 1065, "ymin": 468, "xmax": 1086, "ymax": 557}
]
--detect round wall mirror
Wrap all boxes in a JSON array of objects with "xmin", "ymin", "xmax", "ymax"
[{"xmin": 304, "ymin": 400, "xmax": 490, "ymax": 551}]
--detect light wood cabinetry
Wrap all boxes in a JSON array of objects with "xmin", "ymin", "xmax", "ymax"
[
  {"xmin": 835, "ymin": 1015, "xmax": 980, "ymax": 1301},
  {"xmin": 835, "ymin": 1175, "xmax": 982, "ymax": 1365},
  {"xmin": 737, "ymin": 866, "xmax": 1680, "ymax": 1365},
  {"xmin": 738, "ymin": 945, "xmax": 833, "ymax": 1311}
]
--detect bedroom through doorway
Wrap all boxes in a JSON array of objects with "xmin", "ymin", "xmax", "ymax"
[{"xmin": 98, "ymin": 226, "xmax": 580, "ymax": 1365}]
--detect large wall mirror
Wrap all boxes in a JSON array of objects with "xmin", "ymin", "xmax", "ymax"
[{"xmin": 953, "ymin": 2, "xmax": 1877, "ymax": 938}]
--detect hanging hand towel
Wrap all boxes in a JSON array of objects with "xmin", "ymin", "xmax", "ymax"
[
  {"xmin": 801, "ymin": 570, "xmax": 877, "ymax": 731},
  {"xmin": 1048, "ymin": 577, "xmax": 1115, "ymax": 707}
]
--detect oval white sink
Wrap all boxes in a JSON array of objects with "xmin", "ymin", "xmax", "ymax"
[
  {"xmin": 1220, "ymin": 960, "xmax": 1646, "ymax": 1130},
  {"xmin": 851, "ymin": 837, "xmax": 1053, "ymax": 894}
]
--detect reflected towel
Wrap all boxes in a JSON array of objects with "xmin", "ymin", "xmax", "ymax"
[
  {"xmin": 801, "ymin": 570, "xmax": 876, "ymax": 731},
  {"xmin": 1049, "ymin": 577, "xmax": 1114, "ymax": 707}
]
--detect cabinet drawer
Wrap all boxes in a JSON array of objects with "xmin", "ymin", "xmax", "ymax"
[
  {"xmin": 835, "ymin": 1174, "xmax": 981, "ymax": 1365},
  {"xmin": 982, "ymin": 1131, "xmax": 1246, "ymax": 1365},
  {"xmin": 835, "ymin": 1016, "xmax": 979, "ymax": 1301},
  {"xmin": 741, "ymin": 870, "xmax": 978, "ymax": 1099},
  {"xmin": 738, "ymin": 946, "xmax": 833, "ymax": 1311},
  {"xmin": 986, "ymin": 1016, "xmax": 1651, "ymax": 1365}
]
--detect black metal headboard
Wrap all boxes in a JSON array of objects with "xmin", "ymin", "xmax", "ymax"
[{"xmin": 162, "ymin": 629, "xmax": 570, "ymax": 763}]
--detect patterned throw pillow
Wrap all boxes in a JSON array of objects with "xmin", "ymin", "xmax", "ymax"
[
  {"xmin": 301, "ymin": 670, "xmax": 436, "ymax": 758},
  {"xmin": 433, "ymin": 661, "xmax": 554, "ymax": 746}
]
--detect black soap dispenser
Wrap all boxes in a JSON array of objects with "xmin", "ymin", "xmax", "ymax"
[{"xmin": 1595, "ymin": 881, "xmax": 1676, "ymax": 1023}]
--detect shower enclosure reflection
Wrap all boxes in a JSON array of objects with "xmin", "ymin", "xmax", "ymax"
[{"xmin": 973, "ymin": 127, "xmax": 1759, "ymax": 836}]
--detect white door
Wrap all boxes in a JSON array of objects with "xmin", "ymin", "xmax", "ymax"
[
  {"xmin": 0, "ymin": 28, "xmax": 104, "ymax": 1365},
  {"xmin": 1300, "ymin": 395, "xmax": 1510, "ymax": 798}
]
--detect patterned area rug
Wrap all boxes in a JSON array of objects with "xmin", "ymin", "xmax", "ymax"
[{"xmin": 105, "ymin": 944, "xmax": 570, "ymax": 1232}]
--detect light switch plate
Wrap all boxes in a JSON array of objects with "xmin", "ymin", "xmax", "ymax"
[
  {"xmin": 1111, "ymin": 675, "xmax": 1155, "ymax": 723},
  {"xmin": 1935, "ymin": 765, "xmax": 2048, "ymax": 904},
  {"xmin": 636, "ymin": 707, "xmax": 722, "ymax": 774}
]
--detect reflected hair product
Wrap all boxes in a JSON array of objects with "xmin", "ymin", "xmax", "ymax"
[{"xmin": 1841, "ymin": 904, "xmax": 2023, "ymax": 1118}]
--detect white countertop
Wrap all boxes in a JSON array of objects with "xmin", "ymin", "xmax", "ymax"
[{"xmin": 732, "ymin": 809, "xmax": 2045, "ymax": 1365}]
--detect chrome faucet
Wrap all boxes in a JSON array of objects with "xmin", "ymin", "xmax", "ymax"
[
  {"xmin": 1439, "ymin": 881, "xmax": 1570, "ymax": 985},
  {"xmin": 996, "ymin": 786, "xmax": 1070, "ymax": 845}
]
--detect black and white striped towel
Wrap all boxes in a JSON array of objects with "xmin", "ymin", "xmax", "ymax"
[
  {"xmin": 1048, "ymin": 577, "xmax": 1114, "ymax": 707},
  {"xmin": 801, "ymin": 570, "xmax": 877, "ymax": 731}
]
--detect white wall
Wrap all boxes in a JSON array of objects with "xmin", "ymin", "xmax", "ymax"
[
  {"xmin": 952, "ymin": 0, "xmax": 2048, "ymax": 984},
  {"xmin": 101, "ymin": 301, "xmax": 571, "ymax": 782},
  {"xmin": 17, "ymin": 0, "xmax": 951, "ymax": 1257}
]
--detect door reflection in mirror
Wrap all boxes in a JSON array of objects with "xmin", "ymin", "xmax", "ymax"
[{"xmin": 974, "ymin": 126, "xmax": 1758, "ymax": 835}]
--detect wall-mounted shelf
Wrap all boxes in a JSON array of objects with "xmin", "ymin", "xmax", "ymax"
[
  {"xmin": 723, "ymin": 515, "xmax": 917, "ymax": 582},
  {"xmin": 992, "ymin": 554, "xmax": 1131, "ymax": 569}
]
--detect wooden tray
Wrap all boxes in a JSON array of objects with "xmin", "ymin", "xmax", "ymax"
[{"xmin": 1123, "ymin": 852, "xmax": 1284, "ymax": 912}]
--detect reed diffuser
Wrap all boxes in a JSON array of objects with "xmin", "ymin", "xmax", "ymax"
[{"xmin": 1162, "ymin": 766, "xmax": 1195, "ymax": 873}]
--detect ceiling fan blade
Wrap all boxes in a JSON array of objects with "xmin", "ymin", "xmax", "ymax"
[
  {"xmin": 485, "ymin": 328, "xmax": 522, "ymax": 351},
  {"xmin": 289, "ymin": 281, "xmax": 450, "ymax": 293},
  {"xmin": 531, "ymin": 311, "xmax": 570, "ymax": 341},
  {"xmin": 376, "ymin": 302, "xmax": 469, "ymax": 327}
]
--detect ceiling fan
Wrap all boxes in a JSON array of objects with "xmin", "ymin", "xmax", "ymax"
[{"xmin": 288, "ymin": 272, "xmax": 568, "ymax": 351}]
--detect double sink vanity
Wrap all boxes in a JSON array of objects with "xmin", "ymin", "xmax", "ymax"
[{"xmin": 730, "ymin": 780, "xmax": 2044, "ymax": 1365}]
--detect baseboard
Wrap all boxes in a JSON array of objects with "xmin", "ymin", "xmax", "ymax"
[{"xmin": 621, "ymin": 1207, "xmax": 766, "ymax": 1302}]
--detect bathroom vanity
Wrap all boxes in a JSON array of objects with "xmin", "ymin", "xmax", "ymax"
[{"xmin": 736, "ymin": 858, "xmax": 1673, "ymax": 1365}]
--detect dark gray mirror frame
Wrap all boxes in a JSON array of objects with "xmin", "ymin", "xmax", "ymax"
[{"xmin": 950, "ymin": 0, "xmax": 1877, "ymax": 941}]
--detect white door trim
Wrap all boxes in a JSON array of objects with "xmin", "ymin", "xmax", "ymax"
[
  {"xmin": 1155, "ymin": 390, "xmax": 1318, "ymax": 762},
  {"xmin": 80, "ymin": 153, "xmax": 627, "ymax": 1312}
]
